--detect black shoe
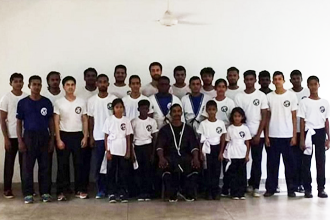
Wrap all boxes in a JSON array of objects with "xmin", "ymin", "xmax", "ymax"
[
  {"xmin": 264, "ymin": 191, "xmax": 274, "ymax": 197},
  {"xmin": 297, "ymin": 185, "xmax": 305, "ymax": 193},
  {"xmin": 120, "ymin": 194, "xmax": 128, "ymax": 203},
  {"xmin": 169, "ymin": 195, "xmax": 178, "ymax": 203},
  {"xmin": 288, "ymin": 192, "xmax": 296, "ymax": 197},
  {"xmin": 318, "ymin": 191, "xmax": 328, "ymax": 198},
  {"xmin": 304, "ymin": 192, "xmax": 313, "ymax": 198}
]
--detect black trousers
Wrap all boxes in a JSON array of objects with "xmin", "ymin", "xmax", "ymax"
[
  {"xmin": 248, "ymin": 138, "xmax": 265, "ymax": 190},
  {"xmin": 107, "ymin": 155, "xmax": 129, "ymax": 196},
  {"xmin": 22, "ymin": 131, "xmax": 50, "ymax": 196},
  {"xmin": 292, "ymin": 133, "xmax": 303, "ymax": 189},
  {"xmin": 56, "ymin": 131, "xmax": 83, "ymax": 194},
  {"xmin": 93, "ymin": 140, "xmax": 106, "ymax": 194},
  {"xmin": 48, "ymin": 139, "xmax": 56, "ymax": 194},
  {"xmin": 265, "ymin": 138, "xmax": 295, "ymax": 194},
  {"xmin": 302, "ymin": 128, "xmax": 326, "ymax": 192},
  {"xmin": 3, "ymin": 138, "xmax": 23, "ymax": 192},
  {"xmin": 81, "ymin": 140, "xmax": 92, "ymax": 193},
  {"xmin": 205, "ymin": 144, "xmax": 221, "ymax": 194},
  {"xmin": 135, "ymin": 144, "xmax": 153, "ymax": 195},
  {"xmin": 224, "ymin": 158, "xmax": 246, "ymax": 197}
]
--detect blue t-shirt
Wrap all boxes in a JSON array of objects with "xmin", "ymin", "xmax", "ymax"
[
  {"xmin": 16, "ymin": 96, "xmax": 53, "ymax": 132},
  {"xmin": 155, "ymin": 94, "xmax": 172, "ymax": 116},
  {"xmin": 190, "ymin": 94, "xmax": 203, "ymax": 116}
]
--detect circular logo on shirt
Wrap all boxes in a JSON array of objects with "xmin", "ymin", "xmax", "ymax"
[
  {"xmin": 75, "ymin": 107, "xmax": 82, "ymax": 114},
  {"xmin": 120, "ymin": 123, "xmax": 126, "ymax": 131},
  {"xmin": 253, "ymin": 99, "xmax": 260, "ymax": 106},
  {"xmin": 146, "ymin": 125, "xmax": 152, "ymax": 132},
  {"xmin": 127, "ymin": 90, "xmax": 131, "ymax": 95},
  {"xmin": 221, "ymin": 106, "xmax": 228, "ymax": 112},
  {"xmin": 320, "ymin": 106, "xmax": 325, "ymax": 113},
  {"xmin": 167, "ymin": 102, "xmax": 172, "ymax": 110},
  {"xmin": 302, "ymin": 96, "xmax": 308, "ymax": 99},
  {"xmin": 239, "ymin": 131, "xmax": 245, "ymax": 138},
  {"xmin": 107, "ymin": 103, "xmax": 112, "ymax": 110},
  {"xmin": 216, "ymin": 127, "xmax": 222, "ymax": 134},
  {"xmin": 283, "ymin": 100, "xmax": 290, "ymax": 107},
  {"xmin": 40, "ymin": 107, "xmax": 47, "ymax": 116}
]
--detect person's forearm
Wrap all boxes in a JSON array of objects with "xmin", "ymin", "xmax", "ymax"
[
  {"xmin": 192, "ymin": 149, "xmax": 199, "ymax": 160},
  {"xmin": 16, "ymin": 119, "xmax": 23, "ymax": 143},
  {"xmin": 256, "ymin": 109, "xmax": 267, "ymax": 137},
  {"xmin": 300, "ymin": 118, "xmax": 305, "ymax": 144},
  {"xmin": 325, "ymin": 119, "xmax": 329, "ymax": 139},
  {"xmin": 88, "ymin": 117, "xmax": 94, "ymax": 139},
  {"xmin": 48, "ymin": 117, "xmax": 55, "ymax": 138},
  {"xmin": 157, "ymin": 148, "xmax": 164, "ymax": 160},
  {"xmin": 82, "ymin": 115, "xmax": 88, "ymax": 138},
  {"xmin": 220, "ymin": 134, "xmax": 226, "ymax": 153},
  {"xmin": 245, "ymin": 141, "xmax": 251, "ymax": 157},
  {"xmin": 292, "ymin": 111, "xmax": 297, "ymax": 138},
  {"xmin": 54, "ymin": 114, "xmax": 61, "ymax": 141},
  {"xmin": 105, "ymin": 134, "xmax": 109, "ymax": 152},
  {"xmin": 0, "ymin": 116, "xmax": 9, "ymax": 140},
  {"xmin": 265, "ymin": 111, "xmax": 271, "ymax": 138}
]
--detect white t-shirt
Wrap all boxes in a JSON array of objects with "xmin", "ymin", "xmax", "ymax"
[
  {"xmin": 0, "ymin": 92, "xmax": 28, "ymax": 138},
  {"xmin": 200, "ymin": 87, "xmax": 216, "ymax": 98},
  {"xmin": 172, "ymin": 84, "xmax": 191, "ymax": 100},
  {"xmin": 87, "ymin": 94, "xmax": 117, "ymax": 140},
  {"xmin": 131, "ymin": 117, "xmax": 158, "ymax": 146},
  {"xmin": 267, "ymin": 90, "xmax": 298, "ymax": 138},
  {"xmin": 122, "ymin": 94, "xmax": 154, "ymax": 121},
  {"xmin": 54, "ymin": 97, "xmax": 87, "ymax": 132},
  {"xmin": 149, "ymin": 94, "xmax": 184, "ymax": 129},
  {"xmin": 197, "ymin": 119, "xmax": 227, "ymax": 145},
  {"xmin": 43, "ymin": 90, "xmax": 64, "ymax": 106},
  {"xmin": 102, "ymin": 115, "xmax": 133, "ymax": 156},
  {"xmin": 203, "ymin": 97, "xmax": 235, "ymax": 127},
  {"xmin": 181, "ymin": 94, "xmax": 211, "ymax": 132},
  {"xmin": 108, "ymin": 84, "xmax": 131, "ymax": 98},
  {"xmin": 76, "ymin": 87, "xmax": 98, "ymax": 102},
  {"xmin": 234, "ymin": 90, "xmax": 268, "ymax": 137},
  {"xmin": 297, "ymin": 98, "xmax": 330, "ymax": 130},
  {"xmin": 224, "ymin": 124, "xmax": 251, "ymax": 159},
  {"xmin": 141, "ymin": 82, "xmax": 173, "ymax": 97},
  {"xmin": 289, "ymin": 88, "xmax": 310, "ymax": 133},
  {"xmin": 225, "ymin": 87, "xmax": 244, "ymax": 101}
]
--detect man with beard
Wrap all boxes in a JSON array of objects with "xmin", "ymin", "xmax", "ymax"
[
  {"xmin": 108, "ymin": 65, "xmax": 131, "ymax": 98},
  {"xmin": 156, "ymin": 104, "xmax": 201, "ymax": 202},
  {"xmin": 225, "ymin": 67, "xmax": 243, "ymax": 100}
]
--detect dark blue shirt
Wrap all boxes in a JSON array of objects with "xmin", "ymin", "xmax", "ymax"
[
  {"xmin": 155, "ymin": 94, "xmax": 172, "ymax": 116},
  {"xmin": 190, "ymin": 94, "xmax": 203, "ymax": 116},
  {"xmin": 16, "ymin": 96, "xmax": 53, "ymax": 132}
]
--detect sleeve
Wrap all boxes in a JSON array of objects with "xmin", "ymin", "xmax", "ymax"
[
  {"xmin": 261, "ymin": 94, "xmax": 269, "ymax": 109},
  {"xmin": 244, "ymin": 126, "xmax": 252, "ymax": 140},
  {"xmin": 102, "ymin": 118, "xmax": 110, "ymax": 134},
  {"xmin": 125, "ymin": 119, "xmax": 133, "ymax": 135},
  {"xmin": 291, "ymin": 93, "xmax": 298, "ymax": 111},
  {"xmin": 296, "ymin": 100, "xmax": 305, "ymax": 119},
  {"xmin": 87, "ymin": 98, "xmax": 94, "ymax": 117},
  {"xmin": 266, "ymin": 94, "xmax": 272, "ymax": 112},
  {"xmin": 0, "ymin": 95, "xmax": 8, "ymax": 112},
  {"xmin": 54, "ymin": 100, "xmax": 60, "ymax": 115},
  {"xmin": 187, "ymin": 126, "xmax": 199, "ymax": 152},
  {"xmin": 151, "ymin": 119, "xmax": 158, "ymax": 133},
  {"xmin": 221, "ymin": 121, "xmax": 227, "ymax": 134},
  {"xmin": 225, "ymin": 127, "xmax": 231, "ymax": 142},
  {"xmin": 156, "ymin": 127, "xmax": 168, "ymax": 151},
  {"xmin": 16, "ymin": 100, "xmax": 24, "ymax": 120}
]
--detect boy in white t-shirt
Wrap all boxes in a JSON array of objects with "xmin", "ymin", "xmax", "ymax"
[
  {"xmin": 54, "ymin": 76, "xmax": 89, "ymax": 201},
  {"xmin": 131, "ymin": 100, "xmax": 158, "ymax": 201},
  {"xmin": 289, "ymin": 70, "xmax": 310, "ymax": 193},
  {"xmin": 198, "ymin": 100, "xmax": 226, "ymax": 200},
  {"xmin": 108, "ymin": 65, "xmax": 131, "ymax": 98},
  {"xmin": 298, "ymin": 76, "xmax": 329, "ymax": 199},
  {"xmin": 264, "ymin": 71, "xmax": 298, "ymax": 198},
  {"xmin": 0, "ymin": 73, "xmax": 27, "ymax": 198},
  {"xmin": 88, "ymin": 74, "xmax": 117, "ymax": 199},
  {"xmin": 172, "ymin": 66, "xmax": 191, "ymax": 99},
  {"xmin": 76, "ymin": 67, "xmax": 98, "ymax": 100},
  {"xmin": 226, "ymin": 67, "xmax": 243, "ymax": 100},
  {"xmin": 122, "ymin": 75, "xmax": 153, "ymax": 120},
  {"xmin": 235, "ymin": 70, "xmax": 268, "ymax": 197},
  {"xmin": 200, "ymin": 67, "xmax": 216, "ymax": 98}
]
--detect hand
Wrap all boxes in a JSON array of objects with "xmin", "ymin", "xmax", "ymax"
[
  {"xmin": 265, "ymin": 137, "xmax": 270, "ymax": 147},
  {"xmin": 290, "ymin": 137, "xmax": 297, "ymax": 146},
  {"xmin": 200, "ymin": 152, "xmax": 205, "ymax": 161},
  {"xmin": 81, "ymin": 137, "xmax": 88, "ymax": 148},
  {"xmin": 106, "ymin": 151, "xmax": 112, "ymax": 161},
  {"xmin": 251, "ymin": 136, "xmax": 261, "ymax": 145},
  {"xmin": 57, "ymin": 139, "xmax": 65, "ymax": 150},
  {"xmin": 326, "ymin": 139, "xmax": 330, "ymax": 151},
  {"xmin": 158, "ymin": 157, "xmax": 168, "ymax": 169},
  {"xmin": 89, "ymin": 137, "xmax": 95, "ymax": 148},
  {"xmin": 300, "ymin": 142, "xmax": 306, "ymax": 151},
  {"xmin": 131, "ymin": 153, "xmax": 136, "ymax": 162},
  {"xmin": 192, "ymin": 157, "xmax": 200, "ymax": 169},
  {"xmin": 18, "ymin": 140, "xmax": 27, "ymax": 153},
  {"xmin": 4, "ymin": 138, "xmax": 11, "ymax": 151},
  {"xmin": 48, "ymin": 138, "xmax": 55, "ymax": 153},
  {"xmin": 124, "ymin": 151, "xmax": 130, "ymax": 160},
  {"xmin": 218, "ymin": 153, "xmax": 224, "ymax": 162},
  {"xmin": 245, "ymin": 155, "xmax": 250, "ymax": 163}
]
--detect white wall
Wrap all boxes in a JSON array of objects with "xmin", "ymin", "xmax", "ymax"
[{"xmin": 1, "ymin": 0, "xmax": 330, "ymax": 182}]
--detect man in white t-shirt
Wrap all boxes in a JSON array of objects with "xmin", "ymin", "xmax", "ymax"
[
  {"xmin": 172, "ymin": 66, "xmax": 191, "ymax": 99},
  {"xmin": 54, "ymin": 76, "xmax": 89, "ymax": 201},
  {"xmin": 76, "ymin": 67, "xmax": 98, "ymax": 100},
  {"xmin": 149, "ymin": 76, "xmax": 183, "ymax": 129},
  {"xmin": 234, "ymin": 70, "xmax": 268, "ymax": 197},
  {"xmin": 289, "ymin": 70, "xmax": 310, "ymax": 193},
  {"xmin": 141, "ymin": 62, "xmax": 163, "ymax": 97},
  {"xmin": 0, "ymin": 73, "xmax": 27, "ymax": 198},
  {"xmin": 108, "ymin": 65, "xmax": 131, "ymax": 98},
  {"xmin": 226, "ymin": 67, "xmax": 243, "ymax": 100},
  {"xmin": 264, "ymin": 71, "xmax": 298, "ymax": 198},
  {"xmin": 122, "ymin": 75, "xmax": 153, "ymax": 121},
  {"xmin": 200, "ymin": 67, "xmax": 216, "ymax": 98},
  {"xmin": 88, "ymin": 74, "xmax": 117, "ymax": 199}
]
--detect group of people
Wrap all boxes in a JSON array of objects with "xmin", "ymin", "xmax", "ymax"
[{"xmin": 0, "ymin": 62, "xmax": 328, "ymax": 204}]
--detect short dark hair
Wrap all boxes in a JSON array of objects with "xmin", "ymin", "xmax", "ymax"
[
  {"xmin": 290, "ymin": 70, "xmax": 302, "ymax": 78},
  {"xmin": 173, "ymin": 66, "xmax": 186, "ymax": 76},
  {"xmin": 229, "ymin": 107, "xmax": 246, "ymax": 124},
  {"xmin": 307, "ymin": 75, "xmax": 319, "ymax": 84},
  {"xmin": 206, "ymin": 100, "xmax": 217, "ymax": 110},
  {"xmin": 10, "ymin": 73, "xmax": 23, "ymax": 83},
  {"xmin": 84, "ymin": 67, "xmax": 98, "ymax": 77},
  {"xmin": 97, "ymin": 74, "xmax": 109, "ymax": 81},
  {"xmin": 159, "ymin": 76, "xmax": 170, "ymax": 83},
  {"xmin": 62, "ymin": 76, "xmax": 76, "ymax": 86},
  {"xmin": 214, "ymin": 78, "xmax": 227, "ymax": 87},
  {"xmin": 138, "ymin": 99, "xmax": 150, "ymax": 108},
  {"xmin": 112, "ymin": 98, "xmax": 125, "ymax": 115},
  {"xmin": 46, "ymin": 71, "xmax": 61, "ymax": 82},
  {"xmin": 189, "ymin": 76, "xmax": 201, "ymax": 84},
  {"xmin": 200, "ymin": 67, "xmax": 215, "ymax": 77},
  {"xmin": 114, "ymin": 65, "xmax": 127, "ymax": 74},
  {"xmin": 273, "ymin": 71, "xmax": 285, "ymax": 80},
  {"xmin": 243, "ymin": 70, "xmax": 256, "ymax": 79},
  {"xmin": 29, "ymin": 75, "xmax": 42, "ymax": 84},
  {"xmin": 170, "ymin": 103, "xmax": 182, "ymax": 112},
  {"xmin": 149, "ymin": 62, "xmax": 162, "ymax": 71},
  {"xmin": 258, "ymin": 70, "xmax": 271, "ymax": 79},
  {"xmin": 227, "ymin": 67, "xmax": 239, "ymax": 74},
  {"xmin": 129, "ymin": 75, "xmax": 141, "ymax": 84}
]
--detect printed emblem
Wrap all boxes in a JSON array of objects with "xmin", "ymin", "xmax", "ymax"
[
  {"xmin": 75, "ymin": 107, "xmax": 82, "ymax": 114},
  {"xmin": 221, "ymin": 106, "xmax": 228, "ymax": 112},
  {"xmin": 127, "ymin": 90, "xmax": 131, "ymax": 95},
  {"xmin": 239, "ymin": 131, "xmax": 245, "ymax": 138},
  {"xmin": 216, "ymin": 127, "xmax": 222, "ymax": 134},
  {"xmin": 146, "ymin": 125, "xmax": 152, "ymax": 132},
  {"xmin": 107, "ymin": 103, "xmax": 112, "ymax": 110},
  {"xmin": 253, "ymin": 99, "xmax": 260, "ymax": 106},
  {"xmin": 120, "ymin": 123, "xmax": 126, "ymax": 131},
  {"xmin": 320, "ymin": 106, "xmax": 325, "ymax": 113},
  {"xmin": 302, "ymin": 96, "xmax": 307, "ymax": 99},
  {"xmin": 40, "ymin": 107, "xmax": 47, "ymax": 116},
  {"xmin": 167, "ymin": 102, "xmax": 172, "ymax": 110},
  {"xmin": 283, "ymin": 100, "xmax": 290, "ymax": 107}
]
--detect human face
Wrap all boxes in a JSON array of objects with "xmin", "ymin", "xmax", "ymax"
[
  {"xmin": 29, "ymin": 79, "xmax": 42, "ymax": 95},
  {"xmin": 157, "ymin": 79, "xmax": 170, "ymax": 94},
  {"xmin": 307, "ymin": 79, "xmax": 319, "ymax": 94},
  {"xmin": 227, "ymin": 70, "xmax": 239, "ymax": 86},
  {"xmin": 129, "ymin": 78, "xmax": 141, "ymax": 93},
  {"xmin": 272, "ymin": 75, "xmax": 285, "ymax": 89},
  {"xmin": 138, "ymin": 105, "xmax": 149, "ymax": 118},
  {"xmin": 113, "ymin": 103, "xmax": 124, "ymax": 117},
  {"xmin": 206, "ymin": 105, "xmax": 217, "ymax": 118},
  {"xmin": 201, "ymin": 73, "xmax": 213, "ymax": 86},
  {"xmin": 259, "ymin": 76, "xmax": 271, "ymax": 89},
  {"xmin": 189, "ymin": 79, "xmax": 202, "ymax": 94},
  {"xmin": 84, "ymin": 71, "xmax": 97, "ymax": 86},
  {"xmin": 114, "ymin": 68, "xmax": 127, "ymax": 83},
  {"xmin": 174, "ymin": 70, "xmax": 186, "ymax": 84},
  {"xmin": 10, "ymin": 77, "xmax": 24, "ymax": 91},
  {"xmin": 150, "ymin": 65, "xmax": 162, "ymax": 81},
  {"xmin": 244, "ymin": 75, "xmax": 256, "ymax": 90},
  {"xmin": 170, "ymin": 105, "xmax": 182, "ymax": 121},
  {"xmin": 63, "ymin": 80, "xmax": 76, "ymax": 95},
  {"xmin": 233, "ymin": 111, "xmax": 243, "ymax": 125},
  {"xmin": 290, "ymin": 75, "xmax": 302, "ymax": 88},
  {"xmin": 215, "ymin": 82, "xmax": 227, "ymax": 96},
  {"xmin": 48, "ymin": 74, "xmax": 60, "ymax": 89},
  {"xmin": 97, "ymin": 76, "xmax": 109, "ymax": 92}
]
